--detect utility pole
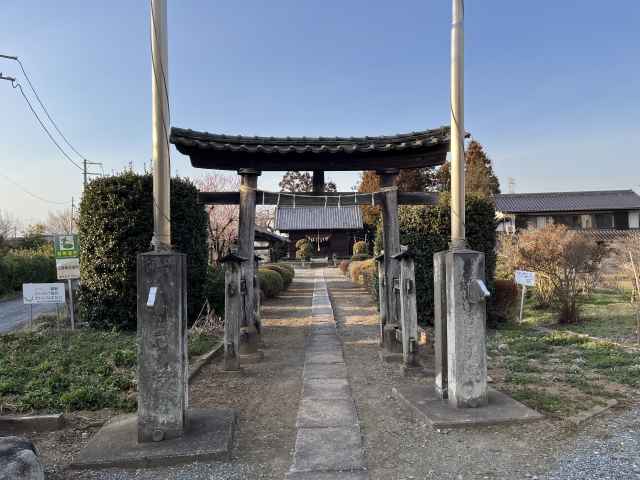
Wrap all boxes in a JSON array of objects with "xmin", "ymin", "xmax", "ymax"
[
  {"xmin": 450, "ymin": 0, "xmax": 465, "ymax": 249},
  {"xmin": 150, "ymin": 0, "xmax": 171, "ymax": 250},
  {"xmin": 82, "ymin": 159, "xmax": 103, "ymax": 189}
]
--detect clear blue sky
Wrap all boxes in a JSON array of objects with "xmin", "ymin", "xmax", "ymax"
[{"xmin": 1, "ymin": 1, "xmax": 639, "ymax": 224}]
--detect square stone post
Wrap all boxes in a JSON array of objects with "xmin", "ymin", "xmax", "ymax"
[
  {"xmin": 374, "ymin": 252, "xmax": 387, "ymax": 347},
  {"xmin": 392, "ymin": 250, "xmax": 419, "ymax": 368},
  {"xmin": 254, "ymin": 255, "xmax": 262, "ymax": 340},
  {"xmin": 433, "ymin": 251, "xmax": 448, "ymax": 399},
  {"xmin": 137, "ymin": 251, "xmax": 188, "ymax": 443},
  {"xmin": 377, "ymin": 169, "xmax": 402, "ymax": 353},
  {"xmin": 446, "ymin": 249, "xmax": 489, "ymax": 408},
  {"xmin": 237, "ymin": 168, "xmax": 261, "ymax": 356},
  {"xmin": 221, "ymin": 253, "xmax": 246, "ymax": 371}
]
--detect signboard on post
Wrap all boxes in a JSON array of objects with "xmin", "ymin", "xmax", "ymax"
[
  {"xmin": 23, "ymin": 283, "xmax": 66, "ymax": 304},
  {"xmin": 515, "ymin": 270, "xmax": 536, "ymax": 287},
  {"xmin": 515, "ymin": 270, "xmax": 536, "ymax": 322},
  {"xmin": 54, "ymin": 234, "xmax": 80, "ymax": 258},
  {"xmin": 54, "ymin": 234, "xmax": 80, "ymax": 329},
  {"xmin": 56, "ymin": 258, "xmax": 80, "ymax": 280}
]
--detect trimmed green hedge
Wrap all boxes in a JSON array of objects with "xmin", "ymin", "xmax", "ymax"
[
  {"xmin": 375, "ymin": 194, "xmax": 497, "ymax": 326},
  {"xmin": 78, "ymin": 172, "xmax": 208, "ymax": 330},
  {"xmin": 204, "ymin": 265, "xmax": 225, "ymax": 317},
  {"xmin": 263, "ymin": 264, "xmax": 294, "ymax": 287},
  {"xmin": 257, "ymin": 268, "xmax": 284, "ymax": 298},
  {"xmin": 0, "ymin": 254, "xmax": 56, "ymax": 294}
]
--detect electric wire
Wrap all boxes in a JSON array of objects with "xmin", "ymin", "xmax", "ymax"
[{"xmin": 0, "ymin": 173, "xmax": 69, "ymax": 205}]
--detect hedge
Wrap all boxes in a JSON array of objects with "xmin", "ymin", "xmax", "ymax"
[
  {"xmin": 78, "ymin": 172, "xmax": 208, "ymax": 330},
  {"xmin": 263, "ymin": 264, "xmax": 294, "ymax": 287},
  {"xmin": 375, "ymin": 194, "xmax": 497, "ymax": 326},
  {"xmin": 257, "ymin": 268, "xmax": 284, "ymax": 298},
  {"xmin": 204, "ymin": 265, "xmax": 225, "ymax": 317},
  {"xmin": 0, "ymin": 254, "xmax": 56, "ymax": 294},
  {"xmin": 352, "ymin": 241, "xmax": 368, "ymax": 256}
]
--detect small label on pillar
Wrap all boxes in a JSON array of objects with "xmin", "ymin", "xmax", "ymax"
[{"xmin": 147, "ymin": 287, "xmax": 158, "ymax": 307}]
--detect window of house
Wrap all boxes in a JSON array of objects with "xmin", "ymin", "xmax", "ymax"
[
  {"xmin": 594, "ymin": 213, "xmax": 613, "ymax": 229},
  {"xmin": 553, "ymin": 215, "xmax": 580, "ymax": 228},
  {"xmin": 614, "ymin": 211, "xmax": 629, "ymax": 230}
]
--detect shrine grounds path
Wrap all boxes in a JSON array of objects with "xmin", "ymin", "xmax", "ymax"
[{"xmin": 53, "ymin": 267, "xmax": 640, "ymax": 479}]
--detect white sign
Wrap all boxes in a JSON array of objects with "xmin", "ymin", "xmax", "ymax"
[
  {"xmin": 56, "ymin": 258, "xmax": 80, "ymax": 280},
  {"xmin": 23, "ymin": 283, "xmax": 66, "ymax": 304},
  {"xmin": 147, "ymin": 287, "xmax": 158, "ymax": 307},
  {"xmin": 515, "ymin": 270, "xmax": 536, "ymax": 287}
]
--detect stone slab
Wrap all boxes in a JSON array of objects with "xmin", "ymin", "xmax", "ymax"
[
  {"xmin": 392, "ymin": 384, "xmax": 543, "ymax": 428},
  {"xmin": 303, "ymin": 378, "xmax": 351, "ymax": 400},
  {"xmin": 309, "ymin": 325, "xmax": 337, "ymax": 335},
  {"xmin": 70, "ymin": 408, "xmax": 237, "ymax": 469},
  {"xmin": 0, "ymin": 413, "xmax": 64, "ymax": 434},
  {"xmin": 297, "ymin": 399, "xmax": 357, "ymax": 428},
  {"xmin": 286, "ymin": 470, "xmax": 369, "ymax": 480},
  {"xmin": 239, "ymin": 350, "xmax": 265, "ymax": 363},
  {"xmin": 289, "ymin": 426, "xmax": 365, "ymax": 473},
  {"xmin": 378, "ymin": 352, "xmax": 403, "ymax": 363},
  {"xmin": 306, "ymin": 350, "xmax": 344, "ymax": 365},
  {"xmin": 303, "ymin": 363, "xmax": 348, "ymax": 380},
  {"xmin": 305, "ymin": 343, "xmax": 343, "ymax": 354}
]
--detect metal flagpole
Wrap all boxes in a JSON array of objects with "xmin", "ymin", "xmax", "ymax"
[
  {"xmin": 150, "ymin": 0, "xmax": 171, "ymax": 250},
  {"xmin": 450, "ymin": 0, "xmax": 465, "ymax": 249}
]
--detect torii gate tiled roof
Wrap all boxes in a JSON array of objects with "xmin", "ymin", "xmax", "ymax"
[{"xmin": 170, "ymin": 126, "xmax": 451, "ymax": 171}]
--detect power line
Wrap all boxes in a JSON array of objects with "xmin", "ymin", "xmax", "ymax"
[
  {"xmin": 1, "ymin": 53, "xmax": 90, "ymax": 164},
  {"xmin": 2, "ymin": 77, "xmax": 83, "ymax": 171},
  {"xmin": 0, "ymin": 173, "xmax": 69, "ymax": 206}
]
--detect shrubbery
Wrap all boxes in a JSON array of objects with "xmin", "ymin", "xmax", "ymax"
[
  {"xmin": 352, "ymin": 241, "xmax": 368, "ymax": 256},
  {"xmin": 339, "ymin": 260, "xmax": 351, "ymax": 274},
  {"xmin": 296, "ymin": 239, "xmax": 314, "ymax": 259},
  {"xmin": 257, "ymin": 268, "xmax": 284, "ymax": 298},
  {"xmin": 374, "ymin": 194, "xmax": 497, "ymax": 326},
  {"xmin": 0, "ymin": 253, "xmax": 56, "ymax": 294},
  {"xmin": 263, "ymin": 264, "xmax": 294, "ymax": 287},
  {"xmin": 204, "ymin": 265, "xmax": 225, "ymax": 316},
  {"xmin": 78, "ymin": 172, "xmax": 208, "ymax": 330}
]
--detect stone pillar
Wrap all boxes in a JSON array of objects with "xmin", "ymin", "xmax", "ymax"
[
  {"xmin": 377, "ymin": 170, "xmax": 402, "ymax": 353},
  {"xmin": 221, "ymin": 253, "xmax": 246, "ymax": 371},
  {"xmin": 392, "ymin": 250, "xmax": 419, "ymax": 368},
  {"xmin": 237, "ymin": 168, "xmax": 261, "ymax": 355},
  {"xmin": 312, "ymin": 170, "xmax": 325, "ymax": 193},
  {"xmin": 433, "ymin": 251, "xmax": 448, "ymax": 398},
  {"xmin": 253, "ymin": 255, "xmax": 262, "ymax": 338},
  {"xmin": 446, "ymin": 249, "xmax": 489, "ymax": 408},
  {"xmin": 374, "ymin": 252, "xmax": 387, "ymax": 347},
  {"xmin": 137, "ymin": 251, "xmax": 188, "ymax": 443}
]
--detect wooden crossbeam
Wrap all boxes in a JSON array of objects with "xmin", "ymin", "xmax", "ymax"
[{"xmin": 198, "ymin": 191, "xmax": 439, "ymax": 206}]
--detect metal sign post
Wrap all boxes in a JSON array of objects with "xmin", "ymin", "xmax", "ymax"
[{"xmin": 54, "ymin": 234, "xmax": 80, "ymax": 330}]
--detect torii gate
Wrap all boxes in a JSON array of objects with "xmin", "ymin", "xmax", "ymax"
[{"xmin": 170, "ymin": 127, "xmax": 451, "ymax": 356}]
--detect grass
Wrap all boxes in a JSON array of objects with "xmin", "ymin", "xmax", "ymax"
[{"xmin": 0, "ymin": 328, "xmax": 220, "ymax": 414}]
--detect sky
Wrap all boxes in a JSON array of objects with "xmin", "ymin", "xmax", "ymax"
[{"xmin": 1, "ymin": 1, "xmax": 639, "ymax": 225}]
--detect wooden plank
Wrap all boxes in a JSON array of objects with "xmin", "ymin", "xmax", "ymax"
[
  {"xmin": 376, "ymin": 257, "xmax": 387, "ymax": 347},
  {"xmin": 198, "ymin": 191, "xmax": 439, "ymax": 206},
  {"xmin": 223, "ymin": 260, "xmax": 242, "ymax": 371},
  {"xmin": 397, "ymin": 255, "xmax": 419, "ymax": 367}
]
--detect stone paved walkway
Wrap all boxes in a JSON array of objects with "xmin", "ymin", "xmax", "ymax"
[{"xmin": 286, "ymin": 270, "xmax": 369, "ymax": 480}]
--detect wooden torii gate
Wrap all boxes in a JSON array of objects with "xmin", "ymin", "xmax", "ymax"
[{"xmin": 170, "ymin": 127, "xmax": 451, "ymax": 357}]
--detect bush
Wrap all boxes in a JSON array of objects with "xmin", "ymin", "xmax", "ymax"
[
  {"xmin": 339, "ymin": 260, "xmax": 351, "ymax": 274},
  {"xmin": 296, "ymin": 239, "xmax": 314, "ymax": 260},
  {"xmin": 78, "ymin": 172, "xmax": 208, "ymax": 330},
  {"xmin": 257, "ymin": 268, "xmax": 284, "ymax": 298},
  {"xmin": 263, "ymin": 264, "xmax": 294, "ymax": 287},
  {"xmin": 0, "ymin": 254, "xmax": 56, "ymax": 293},
  {"xmin": 352, "ymin": 241, "xmax": 368, "ymax": 256},
  {"xmin": 277, "ymin": 263, "xmax": 295, "ymax": 277},
  {"xmin": 204, "ymin": 265, "xmax": 225, "ymax": 316},
  {"xmin": 351, "ymin": 253, "xmax": 369, "ymax": 261},
  {"xmin": 348, "ymin": 259, "xmax": 375, "ymax": 283},
  {"xmin": 493, "ymin": 279, "xmax": 520, "ymax": 322},
  {"xmin": 375, "ymin": 194, "xmax": 497, "ymax": 326}
]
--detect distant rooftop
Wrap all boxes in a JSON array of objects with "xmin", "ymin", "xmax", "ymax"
[
  {"xmin": 495, "ymin": 190, "xmax": 640, "ymax": 214},
  {"xmin": 275, "ymin": 206, "xmax": 363, "ymax": 231}
]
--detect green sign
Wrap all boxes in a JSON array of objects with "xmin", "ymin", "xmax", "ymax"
[{"xmin": 54, "ymin": 234, "xmax": 80, "ymax": 259}]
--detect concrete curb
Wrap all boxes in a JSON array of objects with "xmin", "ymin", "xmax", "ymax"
[
  {"xmin": 0, "ymin": 413, "xmax": 64, "ymax": 434},
  {"xmin": 567, "ymin": 399, "xmax": 619, "ymax": 426},
  {"xmin": 188, "ymin": 340, "xmax": 224, "ymax": 381}
]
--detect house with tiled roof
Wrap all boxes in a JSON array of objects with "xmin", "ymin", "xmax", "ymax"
[
  {"xmin": 274, "ymin": 206, "xmax": 364, "ymax": 258},
  {"xmin": 495, "ymin": 189, "xmax": 640, "ymax": 239}
]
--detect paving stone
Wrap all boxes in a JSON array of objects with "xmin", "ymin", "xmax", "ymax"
[
  {"xmin": 289, "ymin": 426, "xmax": 365, "ymax": 473},
  {"xmin": 305, "ymin": 343, "xmax": 343, "ymax": 354},
  {"xmin": 303, "ymin": 378, "xmax": 351, "ymax": 400},
  {"xmin": 297, "ymin": 399, "xmax": 357, "ymax": 428},
  {"xmin": 309, "ymin": 324, "xmax": 337, "ymax": 335},
  {"xmin": 306, "ymin": 350, "xmax": 344, "ymax": 365},
  {"xmin": 286, "ymin": 470, "xmax": 369, "ymax": 480},
  {"xmin": 303, "ymin": 363, "xmax": 348, "ymax": 380}
]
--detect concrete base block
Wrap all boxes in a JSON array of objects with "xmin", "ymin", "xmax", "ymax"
[
  {"xmin": 392, "ymin": 383, "xmax": 543, "ymax": 428},
  {"xmin": 381, "ymin": 324, "xmax": 402, "ymax": 353},
  {"xmin": 0, "ymin": 413, "xmax": 64, "ymax": 434},
  {"xmin": 71, "ymin": 408, "xmax": 237, "ymax": 470},
  {"xmin": 239, "ymin": 329, "xmax": 261, "ymax": 356},
  {"xmin": 378, "ymin": 351, "xmax": 403, "ymax": 364}
]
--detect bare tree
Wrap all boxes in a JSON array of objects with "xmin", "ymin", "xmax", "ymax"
[
  {"xmin": 45, "ymin": 208, "xmax": 77, "ymax": 234},
  {"xmin": 0, "ymin": 209, "xmax": 19, "ymax": 239},
  {"xmin": 194, "ymin": 173, "xmax": 240, "ymax": 265}
]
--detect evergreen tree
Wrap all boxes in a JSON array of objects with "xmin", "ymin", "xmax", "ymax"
[{"xmin": 279, "ymin": 171, "xmax": 337, "ymax": 193}]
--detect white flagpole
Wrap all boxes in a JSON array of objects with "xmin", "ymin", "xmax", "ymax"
[{"xmin": 450, "ymin": 0, "xmax": 465, "ymax": 249}]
